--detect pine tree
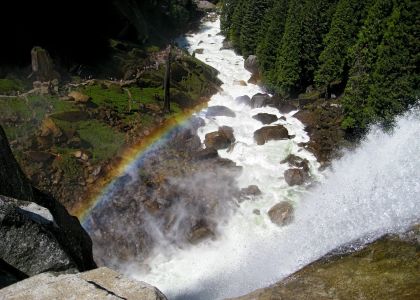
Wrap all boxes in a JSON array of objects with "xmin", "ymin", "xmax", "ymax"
[
  {"xmin": 275, "ymin": 0, "xmax": 336, "ymax": 96},
  {"xmin": 366, "ymin": 0, "xmax": 420, "ymax": 127},
  {"xmin": 299, "ymin": 0, "xmax": 338, "ymax": 91},
  {"xmin": 315, "ymin": 0, "xmax": 373, "ymax": 95},
  {"xmin": 220, "ymin": 0, "xmax": 240, "ymax": 34},
  {"xmin": 341, "ymin": 0, "xmax": 395, "ymax": 132},
  {"xmin": 229, "ymin": 0, "xmax": 248, "ymax": 52},
  {"xmin": 256, "ymin": 0, "xmax": 289, "ymax": 86},
  {"xmin": 274, "ymin": 0, "xmax": 305, "ymax": 96},
  {"xmin": 240, "ymin": 0, "xmax": 274, "ymax": 57}
]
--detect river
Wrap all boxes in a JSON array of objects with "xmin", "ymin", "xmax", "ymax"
[{"xmin": 125, "ymin": 15, "xmax": 420, "ymax": 300}]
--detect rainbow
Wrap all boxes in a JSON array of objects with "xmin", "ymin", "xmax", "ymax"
[{"xmin": 74, "ymin": 102, "xmax": 208, "ymax": 224}]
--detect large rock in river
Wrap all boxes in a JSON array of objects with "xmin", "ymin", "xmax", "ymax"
[
  {"xmin": 244, "ymin": 55, "xmax": 259, "ymax": 74},
  {"xmin": 0, "ymin": 267, "xmax": 167, "ymax": 300},
  {"xmin": 284, "ymin": 168, "xmax": 308, "ymax": 186},
  {"xmin": 254, "ymin": 125, "xmax": 290, "ymax": 145},
  {"xmin": 268, "ymin": 201, "xmax": 294, "ymax": 226},
  {"xmin": 252, "ymin": 113, "xmax": 278, "ymax": 125},
  {"xmin": 205, "ymin": 105, "xmax": 236, "ymax": 118},
  {"xmin": 204, "ymin": 126, "xmax": 235, "ymax": 150},
  {"xmin": 250, "ymin": 93, "xmax": 271, "ymax": 108}
]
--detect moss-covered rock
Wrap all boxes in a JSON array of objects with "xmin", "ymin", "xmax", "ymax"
[{"xmin": 233, "ymin": 227, "xmax": 420, "ymax": 300}]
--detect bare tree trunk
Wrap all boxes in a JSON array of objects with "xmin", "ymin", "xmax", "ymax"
[
  {"xmin": 163, "ymin": 45, "xmax": 172, "ymax": 113},
  {"xmin": 124, "ymin": 88, "xmax": 133, "ymax": 113}
]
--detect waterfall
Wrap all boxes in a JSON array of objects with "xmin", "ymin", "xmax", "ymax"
[{"xmin": 127, "ymin": 16, "xmax": 420, "ymax": 300}]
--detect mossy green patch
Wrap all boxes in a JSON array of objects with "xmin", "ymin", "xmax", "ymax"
[
  {"xmin": 83, "ymin": 84, "xmax": 164, "ymax": 113},
  {"xmin": 0, "ymin": 78, "xmax": 25, "ymax": 94}
]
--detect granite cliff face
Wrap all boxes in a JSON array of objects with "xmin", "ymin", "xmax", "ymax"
[{"xmin": 0, "ymin": 125, "xmax": 96, "ymax": 288}]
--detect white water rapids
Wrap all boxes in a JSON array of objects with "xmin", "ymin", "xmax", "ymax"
[{"xmin": 129, "ymin": 16, "xmax": 420, "ymax": 299}]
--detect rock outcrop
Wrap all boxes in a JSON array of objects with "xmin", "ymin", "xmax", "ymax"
[
  {"xmin": 0, "ymin": 125, "xmax": 96, "ymax": 287},
  {"xmin": 231, "ymin": 227, "xmax": 420, "ymax": 300},
  {"xmin": 254, "ymin": 125, "xmax": 290, "ymax": 145},
  {"xmin": 0, "ymin": 267, "xmax": 167, "ymax": 300},
  {"xmin": 206, "ymin": 105, "xmax": 236, "ymax": 118},
  {"xmin": 244, "ymin": 55, "xmax": 259, "ymax": 75},
  {"xmin": 252, "ymin": 113, "xmax": 278, "ymax": 125},
  {"xmin": 284, "ymin": 168, "xmax": 308, "ymax": 186},
  {"xmin": 204, "ymin": 126, "xmax": 236, "ymax": 150},
  {"xmin": 267, "ymin": 202, "xmax": 294, "ymax": 226},
  {"xmin": 250, "ymin": 93, "xmax": 271, "ymax": 108}
]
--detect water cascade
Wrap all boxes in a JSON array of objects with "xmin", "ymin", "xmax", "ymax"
[{"xmin": 128, "ymin": 16, "xmax": 420, "ymax": 299}]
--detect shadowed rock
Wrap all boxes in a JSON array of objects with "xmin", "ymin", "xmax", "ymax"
[
  {"xmin": 0, "ymin": 125, "xmax": 96, "ymax": 287},
  {"xmin": 268, "ymin": 201, "xmax": 294, "ymax": 226},
  {"xmin": 254, "ymin": 125, "xmax": 290, "ymax": 145},
  {"xmin": 205, "ymin": 105, "xmax": 236, "ymax": 118},
  {"xmin": 250, "ymin": 93, "xmax": 271, "ymax": 108},
  {"xmin": 284, "ymin": 168, "xmax": 308, "ymax": 186},
  {"xmin": 252, "ymin": 113, "xmax": 278, "ymax": 125}
]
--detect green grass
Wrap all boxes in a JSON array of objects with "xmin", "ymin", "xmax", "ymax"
[
  {"xmin": 83, "ymin": 84, "xmax": 164, "ymax": 112},
  {"xmin": 0, "ymin": 95, "xmax": 76, "ymax": 141},
  {"xmin": 0, "ymin": 78, "xmax": 25, "ymax": 94},
  {"xmin": 77, "ymin": 120, "xmax": 125, "ymax": 162}
]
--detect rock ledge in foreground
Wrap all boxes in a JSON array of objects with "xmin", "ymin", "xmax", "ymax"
[{"xmin": 0, "ymin": 267, "xmax": 167, "ymax": 300}]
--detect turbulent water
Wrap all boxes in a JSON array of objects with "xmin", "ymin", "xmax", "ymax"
[{"xmin": 129, "ymin": 16, "xmax": 420, "ymax": 299}]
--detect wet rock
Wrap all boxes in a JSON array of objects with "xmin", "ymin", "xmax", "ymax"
[
  {"xmin": 253, "ymin": 209, "xmax": 261, "ymax": 215},
  {"xmin": 204, "ymin": 126, "xmax": 235, "ymax": 150},
  {"xmin": 268, "ymin": 201, "xmax": 294, "ymax": 226},
  {"xmin": 252, "ymin": 113, "xmax": 278, "ymax": 125},
  {"xmin": 254, "ymin": 125, "xmax": 290, "ymax": 145},
  {"xmin": 0, "ymin": 267, "xmax": 167, "ymax": 300},
  {"xmin": 284, "ymin": 168, "xmax": 308, "ymax": 186},
  {"xmin": 244, "ymin": 55, "xmax": 259, "ymax": 74},
  {"xmin": 280, "ymin": 154, "xmax": 310, "ymax": 172},
  {"xmin": 68, "ymin": 91, "xmax": 91, "ymax": 103},
  {"xmin": 278, "ymin": 100, "xmax": 297, "ymax": 114},
  {"xmin": 194, "ymin": 148, "xmax": 219, "ymax": 160},
  {"xmin": 205, "ymin": 105, "xmax": 236, "ymax": 118},
  {"xmin": 196, "ymin": 0, "xmax": 217, "ymax": 11},
  {"xmin": 221, "ymin": 39, "xmax": 234, "ymax": 50},
  {"xmin": 250, "ymin": 93, "xmax": 271, "ymax": 108},
  {"xmin": 235, "ymin": 95, "xmax": 251, "ymax": 105},
  {"xmin": 234, "ymin": 80, "xmax": 247, "ymax": 86},
  {"xmin": 240, "ymin": 185, "xmax": 262, "ymax": 196},
  {"xmin": 247, "ymin": 73, "xmax": 261, "ymax": 85},
  {"xmin": 195, "ymin": 48, "xmax": 204, "ymax": 54},
  {"xmin": 204, "ymin": 131, "xmax": 230, "ymax": 150},
  {"xmin": 187, "ymin": 221, "xmax": 214, "ymax": 244}
]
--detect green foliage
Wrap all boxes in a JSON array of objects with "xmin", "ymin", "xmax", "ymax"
[
  {"xmin": 228, "ymin": 0, "xmax": 248, "ymax": 51},
  {"xmin": 220, "ymin": 0, "xmax": 240, "ymax": 34},
  {"xmin": 299, "ymin": 0, "xmax": 338, "ymax": 91},
  {"xmin": 256, "ymin": 0, "xmax": 288, "ymax": 86},
  {"xmin": 0, "ymin": 79, "xmax": 25, "ymax": 94},
  {"xmin": 239, "ymin": 0, "xmax": 274, "ymax": 57},
  {"xmin": 274, "ymin": 0, "xmax": 305, "ymax": 95},
  {"xmin": 221, "ymin": 0, "xmax": 418, "ymax": 134},
  {"xmin": 77, "ymin": 120, "xmax": 125, "ymax": 163},
  {"xmin": 315, "ymin": 0, "xmax": 372, "ymax": 91},
  {"xmin": 341, "ymin": 0, "xmax": 395, "ymax": 132},
  {"xmin": 365, "ymin": 0, "xmax": 420, "ymax": 127}
]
